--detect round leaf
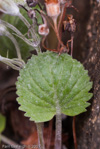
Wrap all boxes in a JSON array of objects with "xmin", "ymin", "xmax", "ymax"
[{"xmin": 16, "ymin": 52, "xmax": 92, "ymax": 122}]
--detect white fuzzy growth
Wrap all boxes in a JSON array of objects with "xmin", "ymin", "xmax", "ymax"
[
  {"xmin": 0, "ymin": 0, "xmax": 19, "ymax": 16},
  {"xmin": 0, "ymin": 24, "xmax": 7, "ymax": 36}
]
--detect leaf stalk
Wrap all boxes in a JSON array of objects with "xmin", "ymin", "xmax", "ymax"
[
  {"xmin": 55, "ymin": 113, "xmax": 62, "ymax": 149},
  {"xmin": 36, "ymin": 123, "xmax": 45, "ymax": 149}
]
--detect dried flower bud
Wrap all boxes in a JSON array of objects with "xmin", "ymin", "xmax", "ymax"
[
  {"xmin": 0, "ymin": 0, "xmax": 19, "ymax": 16},
  {"xmin": 45, "ymin": 0, "xmax": 61, "ymax": 18},
  {"xmin": 38, "ymin": 24, "xmax": 49, "ymax": 36}
]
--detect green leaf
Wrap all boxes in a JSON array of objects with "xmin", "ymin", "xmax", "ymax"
[
  {"xmin": 16, "ymin": 52, "xmax": 93, "ymax": 122},
  {"xmin": 0, "ymin": 114, "xmax": 6, "ymax": 133}
]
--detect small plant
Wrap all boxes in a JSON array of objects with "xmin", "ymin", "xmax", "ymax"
[
  {"xmin": 0, "ymin": 0, "xmax": 93, "ymax": 149},
  {"xmin": 16, "ymin": 51, "xmax": 92, "ymax": 149}
]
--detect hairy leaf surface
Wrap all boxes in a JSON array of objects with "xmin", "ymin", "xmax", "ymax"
[{"xmin": 16, "ymin": 52, "xmax": 92, "ymax": 122}]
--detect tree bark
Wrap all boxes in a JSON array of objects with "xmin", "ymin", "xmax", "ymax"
[{"xmin": 76, "ymin": 1, "xmax": 100, "ymax": 149}]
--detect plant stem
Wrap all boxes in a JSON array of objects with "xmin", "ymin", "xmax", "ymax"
[
  {"xmin": 73, "ymin": 116, "xmax": 77, "ymax": 149},
  {"xmin": 71, "ymin": 35, "xmax": 74, "ymax": 57},
  {"xmin": 18, "ymin": 13, "xmax": 30, "ymax": 28},
  {"xmin": 0, "ymin": 20, "xmax": 39, "ymax": 48},
  {"xmin": 18, "ymin": 13, "xmax": 40, "ymax": 46},
  {"xmin": 0, "ymin": 134, "xmax": 22, "ymax": 149},
  {"xmin": 19, "ymin": 13, "xmax": 40, "ymax": 47},
  {"xmin": 55, "ymin": 113, "xmax": 62, "ymax": 149},
  {"xmin": 57, "ymin": 5, "xmax": 65, "ymax": 50},
  {"xmin": 36, "ymin": 123, "xmax": 45, "ymax": 149},
  {"xmin": 0, "ymin": 19, "xmax": 22, "ymax": 35},
  {"xmin": 53, "ymin": 18, "xmax": 65, "ymax": 49},
  {"xmin": 0, "ymin": 16, "xmax": 40, "ymax": 47},
  {"xmin": 6, "ymin": 32, "xmax": 21, "ymax": 59},
  {"xmin": 35, "ymin": 46, "xmax": 42, "ymax": 53},
  {"xmin": 42, "ymin": 36, "xmax": 58, "ymax": 53},
  {"xmin": 0, "ymin": 55, "xmax": 25, "ymax": 70},
  {"xmin": 58, "ymin": 5, "xmax": 65, "ymax": 32}
]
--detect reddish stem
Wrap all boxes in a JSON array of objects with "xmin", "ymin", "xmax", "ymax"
[
  {"xmin": 73, "ymin": 116, "xmax": 77, "ymax": 149},
  {"xmin": 53, "ymin": 18, "xmax": 65, "ymax": 49},
  {"xmin": 42, "ymin": 36, "xmax": 58, "ymax": 53},
  {"xmin": 71, "ymin": 35, "xmax": 74, "ymax": 57},
  {"xmin": 57, "ymin": 4, "xmax": 67, "ymax": 50}
]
